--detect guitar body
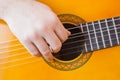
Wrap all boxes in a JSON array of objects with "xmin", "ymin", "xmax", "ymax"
[{"xmin": 0, "ymin": 0, "xmax": 120, "ymax": 80}]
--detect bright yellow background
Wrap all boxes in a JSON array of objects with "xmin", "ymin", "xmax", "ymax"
[{"xmin": 0, "ymin": 0, "xmax": 120, "ymax": 80}]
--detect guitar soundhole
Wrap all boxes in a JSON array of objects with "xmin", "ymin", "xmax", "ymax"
[{"xmin": 53, "ymin": 23, "xmax": 85, "ymax": 61}]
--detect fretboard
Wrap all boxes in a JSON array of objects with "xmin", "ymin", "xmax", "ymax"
[{"xmin": 80, "ymin": 16, "xmax": 120, "ymax": 53}]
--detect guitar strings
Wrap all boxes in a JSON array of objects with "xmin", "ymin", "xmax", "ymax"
[
  {"xmin": 0, "ymin": 23, "xmax": 120, "ymax": 53},
  {"xmin": 0, "ymin": 52, "xmax": 28, "ymax": 59},
  {"xmin": 0, "ymin": 24, "xmax": 120, "ymax": 54},
  {"xmin": 0, "ymin": 29, "xmax": 119, "ymax": 54},
  {"xmin": 0, "ymin": 44, "xmax": 22, "ymax": 50},
  {"xmin": 0, "ymin": 38, "xmax": 119, "ymax": 70},
  {"xmin": 0, "ymin": 17, "xmax": 120, "ymax": 45},
  {"xmin": 0, "ymin": 18, "xmax": 120, "ymax": 69},
  {"xmin": 0, "ymin": 49, "xmax": 83, "ymax": 66},
  {"xmin": 0, "ymin": 22, "xmax": 120, "ymax": 59},
  {"xmin": 0, "ymin": 25, "xmax": 119, "ymax": 54},
  {"xmin": 0, "ymin": 48, "xmax": 25, "ymax": 54},
  {"xmin": 62, "ymin": 38, "xmax": 118, "ymax": 52},
  {"xmin": 69, "ymin": 24, "xmax": 120, "ymax": 38},
  {"xmin": 68, "ymin": 24, "xmax": 120, "ymax": 39},
  {"xmin": 0, "ymin": 59, "xmax": 41, "ymax": 70},
  {"xmin": 0, "ymin": 39, "xmax": 18, "ymax": 44},
  {"xmin": 0, "ymin": 36, "xmax": 119, "ymax": 61},
  {"xmin": 0, "ymin": 21, "xmax": 120, "ymax": 45},
  {"xmin": 0, "ymin": 56, "xmax": 34, "ymax": 65},
  {"xmin": 0, "ymin": 23, "xmax": 120, "ymax": 50},
  {"xmin": 0, "ymin": 34, "xmax": 120, "ymax": 68},
  {"xmin": 68, "ymin": 25, "xmax": 120, "ymax": 40},
  {"xmin": 0, "ymin": 56, "xmax": 41, "ymax": 70}
]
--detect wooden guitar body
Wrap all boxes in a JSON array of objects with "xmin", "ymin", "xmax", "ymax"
[{"xmin": 0, "ymin": 0, "xmax": 120, "ymax": 80}]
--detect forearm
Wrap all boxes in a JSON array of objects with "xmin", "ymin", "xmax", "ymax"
[{"xmin": 0, "ymin": 0, "xmax": 36, "ymax": 19}]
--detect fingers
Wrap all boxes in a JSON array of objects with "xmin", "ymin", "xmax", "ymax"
[
  {"xmin": 22, "ymin": 27, "xmax": 70, "ymax": 62},
  {"xmin": 32, "ymin": 35, "xmax": 54, "ymax": 62},
  {"xmin": 22, "ymin": 22, "xmax": 70, "ymax": 62},
  {"xmin": 43, "ymin": 29, "xmax": 62, "ymax": 53},
  {"xmin": 55, "ymin": 23, "xmax": 71, "ymax": 43},
  {"xmin": 22, "ymin": 39, "xmax": 41, "ymax": 56}
]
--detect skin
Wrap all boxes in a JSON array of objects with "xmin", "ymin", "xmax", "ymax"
[{"xmin": 0, "ymin": 0, "xmax": 71, "ymax": 62}]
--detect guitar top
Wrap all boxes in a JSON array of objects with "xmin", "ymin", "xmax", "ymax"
[{"xmin": 0, "ymin": 0, "xmax": 120, "ymax": 80}]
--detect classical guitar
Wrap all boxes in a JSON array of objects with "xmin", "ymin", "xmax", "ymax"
[{"xmin": 0, "ymin": 0, "xmax": 120, "ymax": 80}]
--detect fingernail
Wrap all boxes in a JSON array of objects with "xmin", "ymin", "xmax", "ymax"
[{"xmin": 68, "ymin": 31, "xmax": 71, "ymax": 35}]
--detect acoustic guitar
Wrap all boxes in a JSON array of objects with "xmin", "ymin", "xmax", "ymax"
[{"xmin": 0, "ymin": 0, "xmax": 120, "ymax": 80}]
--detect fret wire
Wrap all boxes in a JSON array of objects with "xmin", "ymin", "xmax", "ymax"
[
  {"xmin": 86, "ymin": 23, "xmax": 93, "ymax": 51},
  {"xmin": 105, "ymin": 19, "xmax": 112, "ymax": 46},
  {"xmin": 112, "ymin": 18, "xmax": 120, "ymax": 44},
  {"xmin": 92, "ymin": 21, "xmax": 99, "ymax": 49},
  {"xmin": 98, "ymin": 20, "xmax": 106, "ymax": 48},
  {"xmin": 80, "ymin": 24, "xmax": 88, "ymax": 52}
]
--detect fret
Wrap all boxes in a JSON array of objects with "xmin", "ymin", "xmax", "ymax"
[
  {"xmin": 88, "ymin": 22, "xmax": 98, "ymax": 51},
  {"xmin": 112, "ymin": 17, "xmax": 119, "ymax": 44},
  {"xmin": 100, "ymin": 19, "xmax": 111, "ymax": 48},
  {"xmin": 94, "ymin": 21, "xmax": 104, "ymax": 49},
  {"xmin": 79, "ymin": 16, "xmax": 120, "ymax": 53},
  {"xmin": 114, "ymin": 16, "xmax": 120, "ymax": 25},
  {"xmin": 107, "ymin": 18, "xmax": 118, "ymax": 46},
  {"xmin": 82, "ymin": 23, "xmax": 92, "ymax": 52},
  {"xmin": 115, "ymin": 17, "xmax": 120, "ymax": 43},
  {"xmin": 92, "ymin": 22, "xmax": 100, "ymax": 50},
  {"xmin": 86, "ymin": 23, "xmax": 93, "ymax": 51},
  {"xmin": 98, "ymin": 20, "xmax": 106, "ymax": 48},
  {"xmin": 116, "ymin": 25, "xmax": 120, "ymax": 42},
  {"xmin": 80, "ymin": 24, "xmax": 88, "ymax": 52},
  {"xmin": 105, "ymin": 19, "xmax": 113, "ymax": 46}
]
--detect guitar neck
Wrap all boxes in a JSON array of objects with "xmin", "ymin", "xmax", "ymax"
[{"xmin": 80, "ymin": 16, "xmax": 120, "ymax": 53}]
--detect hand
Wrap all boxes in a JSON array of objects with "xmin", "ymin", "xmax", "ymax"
[{"xmin": 3, "ymin": 0, "xmax": 71, "ymax": 62}]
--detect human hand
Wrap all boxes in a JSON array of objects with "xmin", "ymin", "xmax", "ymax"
[{"xmin": 3, "ymin": 0, "xmax": 70, "ymax": 62}]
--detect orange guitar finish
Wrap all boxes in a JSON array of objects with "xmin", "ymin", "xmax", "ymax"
[{"xmin": 0, "ymin": 0, "xmax": 120, "ymax": 80}]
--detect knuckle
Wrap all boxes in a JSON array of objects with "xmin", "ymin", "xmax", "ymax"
[
  {"xmin": 30, "ymin": 32, "xmax": 38, "ymax": 40},
  {"xmin": 39, "ymin": 25, "xmax": 49, "ymax": 35},
  {"xmin": 48, "ymin": 13, "xmax": 58, "ymax": 23},
  {"xmin": 50, "ymin": 16, "xmax": 57, "ymax": 23},
  {"xmin": 22, "ymin": 37, "xmax": 30, "ymax": 43},
  {"xmin": 39, "ymin": 26, "xmax": 47, "ymax": 32},
  {"xmin": 42, "ymin": 50, "xmax": 51, "ymax": 57}
]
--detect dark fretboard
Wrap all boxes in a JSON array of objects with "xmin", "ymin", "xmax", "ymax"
[{"xmin": 80, "ymin": 16, "xmax": 120, "ymax": 53}]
